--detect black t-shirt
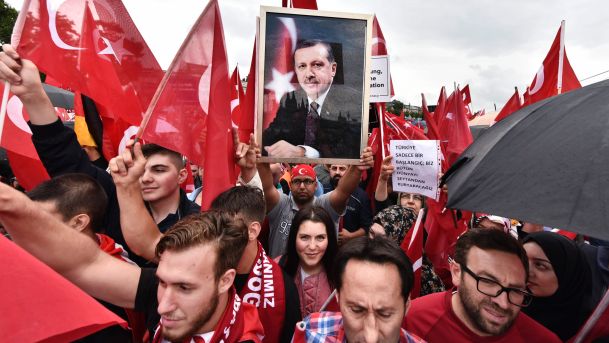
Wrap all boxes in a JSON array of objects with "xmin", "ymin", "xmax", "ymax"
[{"xmin": 134, "ymin": 268, "xmax": 161, "ymax": 338}]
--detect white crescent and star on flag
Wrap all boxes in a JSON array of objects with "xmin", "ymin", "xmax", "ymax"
[
  {"xmin": 47, "ymin": 0, "xmax": 131, "ymax": 63},
  {"xmin": 264, "ymin": 17, "xmax": 297, "ymax": 104}
]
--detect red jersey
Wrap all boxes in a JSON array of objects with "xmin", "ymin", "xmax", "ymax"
[{"xmin": 404, "ymin": 291, "xmax": 561, "ymax": 342}]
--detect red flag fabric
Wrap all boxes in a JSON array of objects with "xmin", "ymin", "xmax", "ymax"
[
  {"xmin": 140, "ymin": 0, "xmax": 234, "ymax": 210},
  {"xmin": 238, "ymin": 41, "xmax": 257, "ymax": 143},
  {"xmin": 181, "ymin": 160, "xmax": 195, "ymax": 193},
  {"xmin": 524, "ymin": 22, "xmax": 581, "ymax": 105},
  {"xmin": 433, "ymin": 86, "xmax": 448, "ymax": 129},
  {"xmin": 0, "ymin": 83, "xmax": 50, "ymax": 190},
  {"xmin": 439, "ymin": 88, "xmax": 473, "ymax": 167},
  {"xmin": 422, "ymin": 93, "xmax": 440, "ymax": 141},
  {"xmin": 424, "ymin": 192, "xmax": 467, "ymax": 289},
  {"xmin": 0, "ymin": 236, "xmax": 126, "ymax": 342},
  {"xmin": 16, "ymin": 0, "xmax": 163, "ymax": 127},
  {"xmin": 371, "ymin": 16, "xmax": 395, "ymax": 97},
  {"xmin": 494, "ymin": 88, "xmax": 523, "ymax": 123},
  {"xmin": 262, "ymin": 16, "xmax": 298, "ymax": 129},
  {"xmin": 230, "ymin": 67, "xmax": 245, "ymax": 131},
  {"xmin": 572, "ymin": 290, "xmax": 609, "ymax": 343},
  {"xmin": 401, "ymin": 210, "xmax": 425, "ymax": 299},
  {"xmin": 282, "ymin": 0, "xmax": 318, "ymax": 10}
]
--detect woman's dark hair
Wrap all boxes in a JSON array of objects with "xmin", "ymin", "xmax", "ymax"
[{"xmin": 282, "ymin": 206, "xmax": 338, "ymax": 286}]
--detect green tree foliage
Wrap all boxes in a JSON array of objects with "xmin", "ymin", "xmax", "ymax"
[{"xmin": 0, "ymin": 0, "xmax": 18, "ymax": 45}]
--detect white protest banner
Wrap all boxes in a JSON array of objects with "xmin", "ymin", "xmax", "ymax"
[
  {"xmin": 369, "ymin": 55, "xmax": 391, "ymax": 103},
  {"xmin": 390, "ymin": 140, "xmax": 441, "ymax": 200}
]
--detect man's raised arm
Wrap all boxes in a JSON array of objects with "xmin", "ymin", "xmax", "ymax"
[
  {"xmin": 109, "ymin": 142, "xmax": 160, "ymax": 261},
  {"xmin": 0, "ymin": 182, "xmax": 140, "ymax": 309},
  {"xmin": 329, "ymin": 147, "xmax": 374, "ymax": 213}
]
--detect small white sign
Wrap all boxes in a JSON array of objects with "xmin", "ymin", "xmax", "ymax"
[
  {"xmin": 369, "ymin": 55, "xmax": 391, "ymax": 103},
  {"xmin": 390, "ymin": 140, "xmax": 441, "ymax": 200}
]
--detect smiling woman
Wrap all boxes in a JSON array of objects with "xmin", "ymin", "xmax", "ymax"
[{"xmin": 276, "ymin": 206, "xmax": 340, "ymax": 317}]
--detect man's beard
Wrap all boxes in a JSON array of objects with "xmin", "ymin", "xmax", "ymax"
[
  {"xmin": 164, "ymin": 291, "xmax": 220, "ymax": 342},
  {"xmin": 458, "ymin": 282, "xmax": 517, "ymax": 336},
  {"xmin": 331, "ymin": 175, "xmax": 340, "ymax": 188}
]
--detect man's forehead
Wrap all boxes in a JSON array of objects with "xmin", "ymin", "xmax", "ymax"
[
  {"xmin": 157, "ymin": 245, "xmax": 216, "ymax": 281},
  {"xmin": 295, "ymin": 44, "xmax": 329, "ymax": 60},
  {"xmin": 466, "ymin": 247, "xmax": 526, "ymax": 285},
  {"xmin": 145, "ymin": 154, "xmax": 180, "ymax": 169}
]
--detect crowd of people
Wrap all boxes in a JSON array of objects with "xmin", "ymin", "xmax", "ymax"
[{"xmin": 1, "ymin": 40, "xmax": 609, "ymax": 343}]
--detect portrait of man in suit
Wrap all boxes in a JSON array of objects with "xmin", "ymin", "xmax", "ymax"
[{"xmin": 262, "ymin": 39, "xmax": 362, "ymax": 159}]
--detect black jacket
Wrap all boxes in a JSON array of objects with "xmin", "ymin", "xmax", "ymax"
[{"xmin": 30, "ymin": 119, "xmax": 200, "ymax": 266}]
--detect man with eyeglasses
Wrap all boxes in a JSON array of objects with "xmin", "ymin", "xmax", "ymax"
[{"xmin": 404, "ymin": 228, "xmax": 560, "ymax": 342}]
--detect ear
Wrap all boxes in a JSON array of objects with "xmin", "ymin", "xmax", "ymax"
[
  {"xmin": 68, "ymin": 213, "xmax": 91, "ymax": 232},
  {"xmin": 177, "ymin": 167, "xmax": 188, "ymax": 184},
  {"xmin": 450, "ymin": 260, "xmax": 462, "ymax": 288},
  {"xmin": 218, "ymin": 268, "xmax": 236, "ymax": 294},
  {"xmin": 331, "ymin": 62, "xmax": 337, "ymax": 76},
  {"xmin": 248, "ymin": 222, "xmax": 261, "ymax": 241}
]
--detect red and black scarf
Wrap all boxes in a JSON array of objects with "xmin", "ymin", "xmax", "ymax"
[
  {"xmin": 239, "ymin": 243, "xmax": 286, "ymax": 343},
  {"xmin": 152, "ymin": 288, "xmax": 263, "ymax": 343}
]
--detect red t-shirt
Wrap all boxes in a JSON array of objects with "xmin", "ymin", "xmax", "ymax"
[{"xmin": 404, "ymin": 291, "xmax": 561, "ymax": 342}]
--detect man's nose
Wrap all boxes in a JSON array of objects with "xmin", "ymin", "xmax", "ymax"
[
  {"xmin": 492, "ymin": 290, "xmax": 511, "ymax": 309},
  {"xmin": 141, "ymin": 169, "xmax": 153, "ymax": 183},
  {"xmin": 157, "ymin": 288, "xmax": 176, "ymax": 315},
  {"xmin": 362, "ymin": 314, "xmax": 379, "ymax": 343}
]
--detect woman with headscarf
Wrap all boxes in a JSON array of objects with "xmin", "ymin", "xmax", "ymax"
[{"xmin": 523, "ymin": 231, "xmax": 595, "ymax": 341}]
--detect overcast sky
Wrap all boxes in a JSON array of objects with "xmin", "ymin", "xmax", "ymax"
[{"xmin": 6, "ymin": 0, "xmax": 609, "ymax": 113}]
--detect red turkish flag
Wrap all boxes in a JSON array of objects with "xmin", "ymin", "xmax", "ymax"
[
  {"xmin": 262, "ymin": 16, "xmax": 298, "ymax": 129},
  {"xmin": 572, "ymin": 289, "xmax": 609, "ymax": 343},
  {"xmin": 238, "ymin": 41, "xmax": 257, "ymax": 144},
  {"xmin": 401, "ymin": 210, "xmax": 425, "ymax": 299},
  {"xmin": 0, "ymin": 236, "xmax": 126, "ymax": 342},
  {"xmin": 493, "ymin": 88, "xmax": 523, "ymax": 124},
  {"xmin": 230, "ymin": 67, "xmax": 245, "ymax": 131},
  {"xmin": 524, "ymin": 22, "xmax": 581, "ymax": 105},
  {"xmin": 181, "ymin": 160, "xmax": 195, "ymax": 193},
  {"xmin": 140, "ymin": 0, "xmax": 234, "ymax": 210},
  {"xmin": 439, "ymin": 87, "xmax": 473, "ymax": 167},
  {"xmin": 424, "ymin": 192, "xmax": 467, "ymax": 288},
  {"xmin": 0, "ymin": 83, "xmax": 50, "ymax": 190},
  {"xmin": 461, "ymin": 84, "xmax": 475, "ymax": 120},
  {"xmin": 433, "ymin": 86, "xmax": 448, "ymax": 129},
  {"xmin": 422, "ymin": 93, "xmax": 440, "ymax": 141},
  {"xmin": 372, "ymin": 15, "xmax": 395, "ymax": 97},
  {"xmin": 282, "ymin": 0, "xmax": 318, "ymax": 9},
  {"xmin": 15, "ymin": 0, "xmax": 163, "ymax": 127}
]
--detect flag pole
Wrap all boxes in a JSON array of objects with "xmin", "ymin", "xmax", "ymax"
[
  {"xmin": 0, "ymin": 0, "xmax": 32, "ymax": 141},
  {"xmin": 557, "ymin": 20, "xmax": 565, "ymax": 95},
  {"xmin": 377, "ymin": 102, "xmax": 386, "ymax": 159},
  {"xmin": 319, "ymin": 289, "xmax": 337, "ymax": 311},
  {"xmin": 408, "ymin": 208, "xmax": 425, "ymax": 251}
]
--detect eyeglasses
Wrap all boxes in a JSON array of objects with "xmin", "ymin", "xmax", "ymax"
[
  {"xmin": 292, "ymin": 179, "xmax": 315, "ymax": 186},
  {"xmin": 460, "ymin": 263, "xmax": 532, "ymax": 307}
]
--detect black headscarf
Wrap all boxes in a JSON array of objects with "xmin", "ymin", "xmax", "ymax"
[{"xmin": 522, "ymin": 232, "xmax": 592, "ymax": 341}]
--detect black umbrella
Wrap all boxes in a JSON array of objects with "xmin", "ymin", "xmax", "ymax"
[
  {"xmin": 42, "ymin": 83, "xmax": 74, "ymax": 109},
  {"xmin": 444, "ymin": 79, "xmax": 609, "ymax": 241}
]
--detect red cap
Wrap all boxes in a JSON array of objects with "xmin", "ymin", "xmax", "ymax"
[{"xmin": 291, "ymin": 164, "xmax": 316, "ymax": 179}]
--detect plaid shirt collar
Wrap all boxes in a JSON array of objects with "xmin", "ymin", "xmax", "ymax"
[{"xmin": 296, "ymin": 311, "xmax": 426, "ymax": 343}]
